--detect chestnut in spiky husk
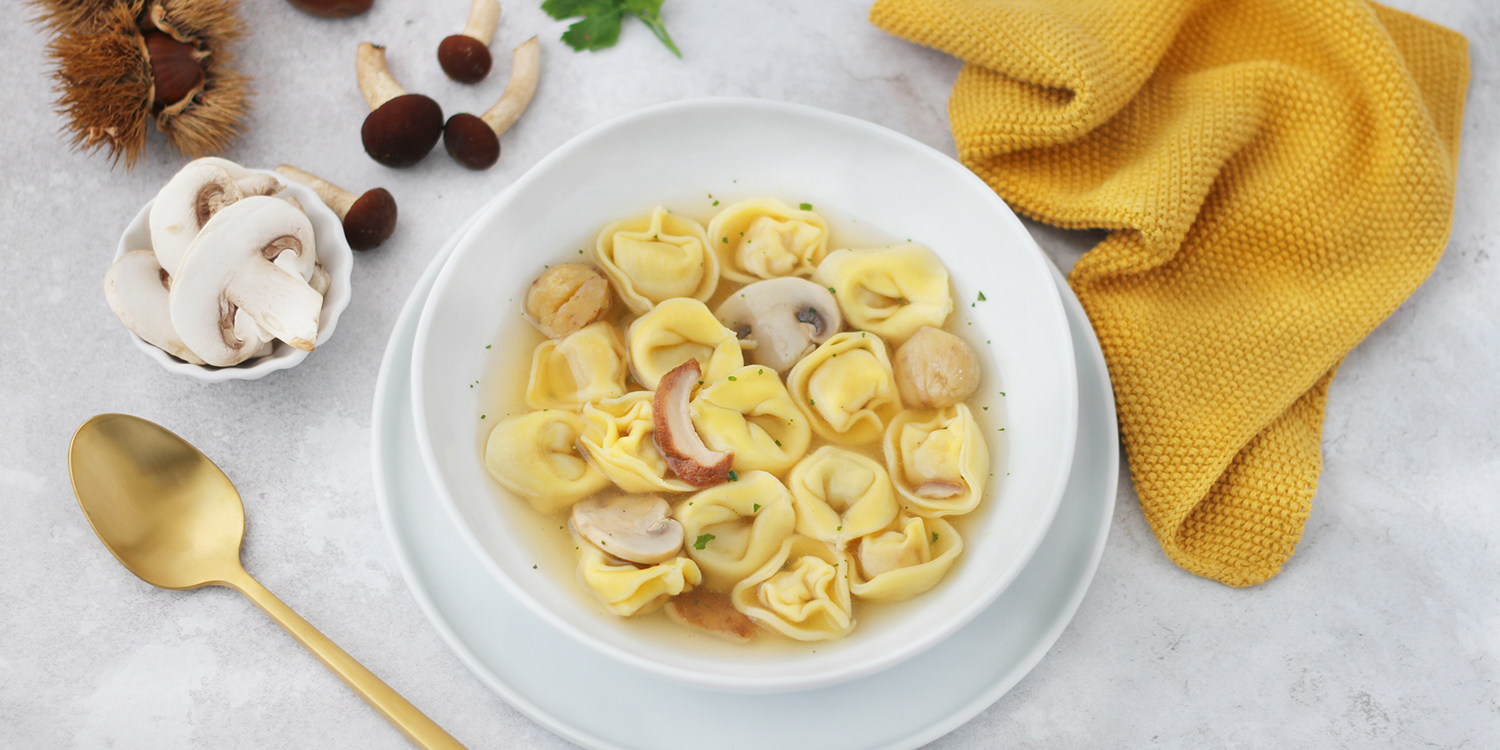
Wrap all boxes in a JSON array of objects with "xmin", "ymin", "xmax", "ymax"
[{"xmin": 33, "ymin": 0, "xmax": 251, "ymax": 167}]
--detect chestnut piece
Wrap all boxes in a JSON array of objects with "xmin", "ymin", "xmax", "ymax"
[
  {"xmin": 442, "ymin": 36, "xmax": 540, "ymax": 170},
  {"xmin": 285, "ymin": 0, "xmax": 374, "ymax": 18},
  {"xmin": 143, "ymin": 32, "xmax": 204, "ymax": 108},
  {"xmin": 275, "ymin": 165, "xmax": 399, "ymax": 250},
  {"xmin": 438, "ymin": 0, "xmax": 501, "ymax": 84},
  {"xmin": 356, "ymin": 43, "xmax": 444, "ymax": 168}
]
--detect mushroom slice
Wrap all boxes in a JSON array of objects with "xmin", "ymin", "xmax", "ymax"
[
  {"xmin": 653, "ymin": 360, "xmax": 734, "ymax": 487},
  {"xmin": 150, "ymin": 160, "xmax": 245, "ymax": 277},
  {"xmin": 169, "ymin": 196, "xmax": 323, "ymax": 366},
  {"xmin": 104, "ymin": 250, "xmax": 206, "ymax": 365},
  {"xmin": 715, "ymin": 277, "xmax": 842, "ymax": 374},
  {"xmin": 570, "ymin": 494, "xmax": 684, "ymax": 566},
  {"xmin": 665, "ymin": 591, "xmax": 758, "ymax": 643}
]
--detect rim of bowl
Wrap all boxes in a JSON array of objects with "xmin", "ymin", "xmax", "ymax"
[
  {"xmin": 410, "ymin": 97, "xmax": 1079, "ymax": 692},
  {"xmin": 111, "ymin": 168, "xmax": 354, "ymax": 382}
]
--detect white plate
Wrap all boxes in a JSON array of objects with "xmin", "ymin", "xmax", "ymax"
[
  {"xmin": 372, "ymin": 210, "xmax": 1118, "ymax": 749},
  {"xmin": 409, "ymin": 99, "xmax": 1078, "ymax": 691}
]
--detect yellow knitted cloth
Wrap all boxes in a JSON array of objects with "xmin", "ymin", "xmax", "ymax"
[{"xmin": 870, "ymin": 0, "xmax": 1469, "ymax": 586}]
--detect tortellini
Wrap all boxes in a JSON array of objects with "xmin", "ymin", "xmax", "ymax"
[
  {"xmin": 786, "ymin": 446, "xmax": 898, "ymax": 547},
  {"xmin": 525, "ymin": 322, "xmax": 627, "ymax": 410},
  {"xmin": 705, "ymin": 198, "xmax": 829, "ymax": 282},
  {"xmin": 674, "ymin": 471, "xmax": 797, "ymax": 590},
  {"xmin": 578, "ymin": 392, "xmax": 696, "ymax": 494},
  {"xmin": 849, "ymin": 514, "xmax": 962, "ymax": 602},
  {"xmin": 626, "ymin": 297, "xmax": 745, "ymax": 390},
  {"xmin": 883, "ymin": 404, "xmax": 989, "ymax": 517},
  {"xmin": 786, "ymin": 331, "xmax": 902, "ymax": 446},
  {"xmin": 813, "ymin": 245, "xmax": 954, "ymax": 344},
  {"xmin": 484, "ymin": 411, "xmax": 610, "ymax": 514},
  {"xmin": 593, "ymin": 206, "xmax": 718, "ymax": 313},
  {"xmin": 576, "ymin": 541, "xmax": 702, "ymax": 617},
  {"xmin": 731, "ymin": 535, "xmax": 854, "ymax": 641},
  {"xmin": 690, "ymin": 365, "xmax": 811, "ymax": 474}
]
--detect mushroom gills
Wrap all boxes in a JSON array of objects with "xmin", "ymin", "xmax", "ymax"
[
  {"xmin": 715, "ymin": 277, "xmax": 842, "ymax": 373},
  {"xmin": 150, "ymin": 161, "xmax": 245, "ymax": 277},
  {"xmin": 570, "ymin": 494, "xmax": 685, "ymax": 566}
]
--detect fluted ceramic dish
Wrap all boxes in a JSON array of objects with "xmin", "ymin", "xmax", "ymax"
[
  {"xmin": 112, "ymin": 168, "xmax": 354, "ymax": 382},
  {"xmin": 410, "ymin": 98, "xmax": 1078, "ymax": 693}
]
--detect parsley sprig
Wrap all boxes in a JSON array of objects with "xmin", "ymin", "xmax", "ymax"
[{"xmin": 542, "ymin": 0, "xmax": 682, "ymax": 58}]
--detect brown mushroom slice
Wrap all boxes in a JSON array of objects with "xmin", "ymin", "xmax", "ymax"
[
  {"xmin": 524, "ymin": 264, "xmax": 612, "ymax": 338},
  {"xmin": 665, "ymin": 591, "xmax": 758, "ymax": 643},
  {"xmin": 438, "ymin": 0, "xmax": 500, "ymax": 83},
  {"xmin": 275, "ymin": 165, "xmax": 398, "ymax": 250},
  {"xmin": 570, "ymin": 494, "xmax": 684, "ymax": 566},
  {"xmin": 357, "ymin": 43, "xmax": 444, "ymax": 168},
  {"xmin": 652, "ymin": 359, "xmax": 734, "ymax": 487},
  {"xmin": 715, "ymin": 277, "xmax": 842, "ymax": 374},
  {"xmin": 892, "ymin": 326, "xmax": 982, "ymax": 409},
  {"xmin": 169, "ymin": 196, "xmax": 323, "ymax": 366},
  {"xmin": 443, "ymin": 37, "xmax": 541, "ymax": 170}
]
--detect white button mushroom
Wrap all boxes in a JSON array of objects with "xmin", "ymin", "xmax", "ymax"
[
  {"xmin": 104, "ymin": 250, "xmax": 207, "ymax": 365},
  {"xmin": 714, "ymin": 277, "xmax": 842, "ymax": 374},
  {"xmin": 149, "ymin": 160, "xmax": 247, "ymax": 277},
  {"xmin": 168, "ymin": 196, "xmax": 323, "ymax": 367},
  {"xmin": 570, "ymin": 494, "xmax": 685, "ymax": 566}
]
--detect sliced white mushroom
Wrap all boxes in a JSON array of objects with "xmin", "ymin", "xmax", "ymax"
[
  {"xmin": 104, "ymin": 250, "xmax": 207, "ymax": 365},
  {"xmin": 570, "ymin": 494, "xmax": 685, "ymax": 565},
  {"xmin": 150, "ymin": 161, "xmax": 246, "ymax": 277},
  {"xmin": 715, "ymin": 277, "xmax": 842, "ymax": 373},
  {"xmin": 169, "ymin": 196, "xmax": 323, "ymax": 367},
  {"xmin": 652, "ymin": 359, "xmax": 734, "ymax": 487}
]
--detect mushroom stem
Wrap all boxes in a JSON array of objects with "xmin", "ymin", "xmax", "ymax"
[
  {"xmin": 226, "ymin": 262, "xmax": 323, "ymax": 352},
  {"xmin": 275, "ymin": 165, "xmax": 399, "ymax": 251},
  {"xmin": 479, "ymin": 36, "xmax": 540, "ymax": 135},
  {"xmin": 276, "ymin": 165, "xmax": 356, "ymax": 216},
  {"xmin": 356, "ymin": 43, "xmax": 407, "ymax": 110},
  {"xmin": 461, "ymin": 0, "xmax": 500, "ymax": 44}
]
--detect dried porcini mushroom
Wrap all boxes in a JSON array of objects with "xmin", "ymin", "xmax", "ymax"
[
  {"xmin": 570, "ymin": 494, "xmax": 684, "ymax": 565},
  {"xmin": 442, "ymin": 36, "xmax": 540, "ymax": 170},
  {"xmin": 284, "ymin": 0, "xmax": 373, "ymax": 18},
  {"xmin": 892, "ymin": 326, "xmax": 982, "ymax": 409},
  {"xmin": 652, "ymin": 359, "xmax": 734, "ymax": 487},
  {"xmin": 35, "ymin": 0, "xmax": 251, "ymax": 166},
  {"xmin": 438, "ymin": 0, "xmax": 500, "ymax": 83},
  {"xmin": 524, "ymin": 264, "xmax": 611, "ymax": 338},
  {"xmin": 276, "ymin": 165, "xmax": 398, "ymax": 250},
  {"xmin": 715, "ymin": 277, "xmax": 841, "ymax": 374},
  {"xmin": 665, "ymin": 591, "xmax": 758, "ymax": 643},
  {"xmin": 356, "ymin": 42, "xmax": 444, "ymax": 168}
]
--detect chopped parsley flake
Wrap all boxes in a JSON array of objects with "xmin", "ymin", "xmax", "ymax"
[
  {"xmin": 727, "ymin": 470, "xmax": 739, "ymax": 481},
  {"xmin": 978, "ymin": 291, "xmax": 987, "ymax": 301},
  {"xmin": 728, "ymin": 375, "xmax": 737, "ymax": 381},
  {"xmin": 753, "ymin": 503, "xmax": 761, "ymax": 512},
  {"xmin": 713, "ymin": 200, "xmax": 720, "ymax": 206},
  {"xmin": 827, "ymin": 287, "xmax": 836, "ymax": 294},
  {"xmin": 799, "ymin": 202, "xmax": 813, "ymax": 211},
  {"xmin": 485, "ymin": 344, "xmax": 491, "ymax": 349},
  {"xmin": 723, "ymin": 237, "xmax": 729, "ymax": 243},
  {"xmin": 480, "ymin": 414, "xmax": 486, "ymax": 419},
  {"xmin": 693, "ymin": 533, "xmax": 716, "ymax": 550},
  {"xmin": 931, "ymin": 532, "xmax": 939, "ymax": 544}
]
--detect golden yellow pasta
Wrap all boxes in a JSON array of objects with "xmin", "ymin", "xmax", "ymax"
[
  {"xmin": 705, "ymin": 198, "xmax": 829, "ymax": 282},
  {"xmin": 626, "ymin": 297, "xmax": 745, "ymax": 390},
  {"xmin": 812, "ymin": 245, "xmax": 953, "ymax": 344},
  {"xmin": 576, "ymin": 542, "xmax": 702, "ymax": 617},
  {"xmin": 578, "ymin": 392, "xmax": 697, "ymax": 493},
  {"xmin": 524, "ymin": 321, "xmax": 628, "ymax": 410},
  {"xmin": 675, "ymin": 471, "xmax": 798, "ymax": 590},
  {"xmin": 592, "ymin": 206, "xmax": 718, "ymax": 313},
  {"xmin": 849, "ymin": 514, "xmax": 962, "ymax": 602},
  {"xmin": 786, "ymin": 331, "xmax": 902, "ymax": 446},
  {"xmin": 731, "ymin": 534, "xmax": 854, "ymax": 641},
  {"xmin": 484, "ymin": 411, "xmax": 611, "ymax": 514},
  {"xmin": 690, "ymin": 364, "xmax": 811, "ymax": 474},
  {"xmin": 883, "ymin": 404, "xmax": 989, "ymax": 517},
  {"xmin": 786, "ymin": 446, "xmax": 899, "ymax": 547}
]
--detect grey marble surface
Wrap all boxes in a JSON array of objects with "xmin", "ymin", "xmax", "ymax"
[{"xmin": 2, "ymin": 1, "xmax": 1496, "ymax": 747}]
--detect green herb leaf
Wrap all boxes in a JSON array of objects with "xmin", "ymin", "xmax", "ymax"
[
  {"xmin": 545, "ymin": 0, "xmax": 681, "ymax": 57},
  {"xmin": 799, "ymin": 202, "xmax": 813, "ymax": 211},
  {"xmin": 727, "ymin": 470, "xmax": 739, "ymax": 481},
  {"xmin": 693, "ymin": 533, "xmax": 715, "ymax": 550},
  {"xmin": 753, "ymin": 503, "xmax": 761, "ymax": 512},
  {"xmin": 559, "ymin": 7, "xmax": 624, "ymax": 51}
]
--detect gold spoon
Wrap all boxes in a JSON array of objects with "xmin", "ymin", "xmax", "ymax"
[{"xmin": 68, "ymin": 413, "xmax": 466, "ymax": 750}]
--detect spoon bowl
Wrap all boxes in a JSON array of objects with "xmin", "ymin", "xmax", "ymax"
[{"xmin": 68, "ymin": 413, "xmax": 465, "ymax": 750}]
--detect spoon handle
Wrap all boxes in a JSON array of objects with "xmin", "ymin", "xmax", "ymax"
[{"xmin": 222, "ymin": 568, "xmax": 467, "ymax": 750}]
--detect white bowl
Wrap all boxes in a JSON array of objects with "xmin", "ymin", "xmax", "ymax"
[
  {"xmin": 411, "ymin": 98, "xmax": 1078, "ymax": 693},
  {"xmin": 112, "ymin": 168, "xmax": 354, "ymax": 381}
]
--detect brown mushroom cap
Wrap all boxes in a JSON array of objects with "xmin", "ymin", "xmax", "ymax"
[
  {"xmin": 285, "ymin": 0, "xmax": 373, "ymax": 18},
  {"xmin": 443, "ymin": 112, "xmax": 500, "ymax": 170},
  {"xmin": 438, "ymin": 35, "xmax": 493, "ymax": 83},
  {"xmin": 361, "ymin": 94, "xmax": 444, "ymax": 168},
  {"xmin": 344, "ymin": 188, "xmax": 398, "ymax": 250}
]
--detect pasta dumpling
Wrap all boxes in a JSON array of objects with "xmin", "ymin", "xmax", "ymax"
[
  {"xmin": 690, "ymin": 365, "xmax": 811, "ymax": 475},
  {"xmin": 578, "ymin": 392, "xmax": 696, "ymax": 493},
  {"xmin": 786, "ymin": 331, "xmax": 902, "ymax": 446},
  {"xmin": 524, "ymin": 322, "xmax": 628, "ymax": 410},
  {"xmin": 484, "ymin": 411, "xmax": 610, "ymax": 514},
  {"xmin": 627, "ymin": 297, "xmax": 745, "ymax": 390},
  {"xmin": 576, "ymin": 542, "xmax": 702, "ymax": 617},
  {"xmin": 731, "ymin": 534, "xmax": 854, "ymax": 641},
  {"xmin": 849, "ymin": 514, "xmax": 962, "ymax": 602},
  {"xmin": 705, "ymin": 198, "xmax": 829, "ymax": 282},
  {"xmin": 813, "ymin": 245, "xmax": 953, "ymax": 344},
  {"xmin": 883, "ymin": 404, "xmax": 989, "ymax": 517},
  {"xmin": 674, "ymin": 471, "xmax": 797, "ymax": 591},
  {"xmin": 786, "ymin": 446, "xmax": 898, "ymax": 546},
  {"xmin": 593, "ymin": 206, "xmax": 718, "ymax": 313}
]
